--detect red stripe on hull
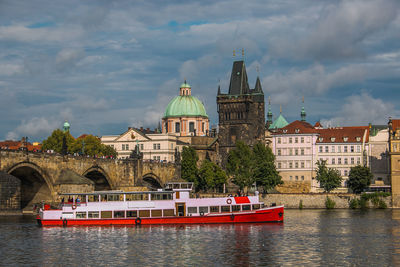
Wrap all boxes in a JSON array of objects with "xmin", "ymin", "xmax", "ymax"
[{"xmin": 39, "ymin": 207, "xmax": 284, "ymax": 227}]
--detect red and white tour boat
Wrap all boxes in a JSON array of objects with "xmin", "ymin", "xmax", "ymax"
[{"xmin": 37, "ymin": 182, "xmax": 284, "ymax": 227}]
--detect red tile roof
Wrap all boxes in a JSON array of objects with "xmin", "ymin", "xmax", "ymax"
[
  {"xmin": 0, "ymin": 140, "xmax": 41, "ymax": 151},
  {"xmin": 315, "ymin": 126, "xmax": 369, "ymax": 143},
  {"xmin": 391, "ymin": 119, "xmax": 400, "ymax": 131},
  {"xmin": 314, "ymin": 121, "xmax": 322, "ymax": 128},
  {"xmin": 272, "ymin": 120, "xmax": 317, "ymax": 135}
]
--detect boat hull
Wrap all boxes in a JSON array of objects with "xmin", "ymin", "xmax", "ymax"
[{"xmin": 38, "ymin": 206, "xmax": 284, "ymax": 227}]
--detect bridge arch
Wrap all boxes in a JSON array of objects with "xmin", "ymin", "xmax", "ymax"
[
  {"xmin": 141, "ymin": 173, "xmax": 163, "ymax": 190},
  {"xmin": 6, "ymin": 162, "xmax": 54, "ymax": 210},
  {"xmin": 83, "ymin": 166, "xmax": 113, "ymax": 191}
]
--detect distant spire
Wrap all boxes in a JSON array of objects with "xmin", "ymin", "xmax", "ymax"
[
  {"xmin": 267, "ymin": 96, "xmax": 273, "ymax": 124},
  {"xmin": 301, "ymin": 96, "xmax": 306, "ymax": 121},
  {"xmin": 217, "ymin": 85, "xmax": 221, "ymax": 95},
  {"xmin": 280, "ymin": 105, "xmax": 282, "ymax": 114},
  {"xmin": 254, "ymin": 76, "xmax": 263, "ymax": 93}
]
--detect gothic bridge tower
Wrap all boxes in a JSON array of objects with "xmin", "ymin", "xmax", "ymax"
[{"xmin": 217, "ymin": 60, "xmax": 265, "ymax": 163}]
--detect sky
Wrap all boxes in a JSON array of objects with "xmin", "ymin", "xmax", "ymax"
[{"xmin": 0, "ymin": 0, "xmax": 400, "ymax": 142}]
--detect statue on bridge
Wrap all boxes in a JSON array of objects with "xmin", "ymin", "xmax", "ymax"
[{"xmin": 129, "ymin": 144, "xmax": 143, "ymax": 160}]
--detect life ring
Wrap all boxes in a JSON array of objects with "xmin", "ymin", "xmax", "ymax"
[
  {"xmin": 199, "ymin": 211, "xmax": 204, "ymax": 216},
  {"xmin": 278, "ymin": 212, "xmax": 283, "ymax": 218},
  {"xmin": 63, "ymin": 219, "xmax": 67, "ymax": 227},
  {"xmin": 72, "ymin": 203, "xmax": 77, "ymax": 210},
  {"xmin": 230, "ymin": 214, "xmax": 235, "ymax": 221},
  {"xmin": 226, "ymin": 199, "xmax": 232, "ymax": 204},
  {"xmin": 135, "ymin": 217, "xmax": 142, "ymax": 225}
]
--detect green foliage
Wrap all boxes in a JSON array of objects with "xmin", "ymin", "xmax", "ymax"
[
  {"xmin": 42, "ymin": 129, "xmax": 75, "ymax": 153},
  {"xmin": 359, "ymin": 192, "xmax": 389, "ymax": 209},
  {"xmin": 378, "ymin": 199, "xmax": 387, "ymax": 209},
  {"xmin": 347, "ymin": 165, "xmax": 373, "ymax": 193},
  {"xmin": 226, "ymin": 141, "xmax": 253, "ymax": 191},
  {"xmin": 349, "ymin": 198, "xmax": 359, "ymax": 209},
  {"xmin": 42, "ymin": 130, "xmax": 117, "ymax": 157},
  {"xmin": 316, "ymin": 160, "xmax": 342, "ymax": 192},
  {"xmin": 325, "ymin": 196, "xmax": 336, "ymax": 209},
  {"xmin": 299, "ymin": 200, "xmax": 303, "ymax": 210},
  {"xmin": 181, "ymin": 146, "xmax": 199, "ymax": 184},
  {"xmin": 227, "ymin": 141, "xmax": 283, "ymax": 192},
  {"xmin": 198, "ymin": 159, "xmax": 228, "ymax": 192}
]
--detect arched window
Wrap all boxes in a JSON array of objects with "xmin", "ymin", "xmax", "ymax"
[{"xmin": 175, "ymin": 122, "xmax": 180, "ymax": 133}]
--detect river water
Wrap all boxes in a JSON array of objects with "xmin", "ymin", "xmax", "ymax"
[{"xmin": 1, "ymin": 209, "xmax": 399, "ymax": 266}]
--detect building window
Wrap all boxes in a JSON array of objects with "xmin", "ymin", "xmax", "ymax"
[
  {"xmin": 122, "ymin": 144, "xmax": 125, "ymax": 150},
  {"xmin": 338, "ymin": 158, "xmax": 342, "ymax": 164},
  {"xmin": 289, "ymin": 176, "xmax": 292, "ymax": 180},
  {"xmin": 344, "ymin": 137, "xmax": 348, "ymax": 142},
  {"xmin": 338, "ymin": 146, "xmax": 341, "ymax": 152},
  {"xmin": 356, "ymin": 137, "xmax": 361, "ymax": 142},
  {"xmin": 332, "ymin": 158, "xmax": 335, "ymax": 164},
  {"xmin": 175, "ymin": 122, "xmax": 180, "ymax": 133},
  {"xmin": 140, "ymin": 144, "xmax": 144, "ymax": 150},
  {"xmin": 277, "ymin": 149, "xmax": 281, "ymax": 156},
  {"xmin": 344, "ymin": 158, "xmax": 348, "ymax": 165},
  {"xmin": 331, "ymin": 137, "xmax": 335, "ymax": 142},
  {"xmin": 295, "ymin": 149, "xmax": 299, "ymax": 156},
  {"xmin": 202, "ymin": 122, "xmax": 205, "ymax": 132},
  {"xmin": 350, "ymin": 146, "xmax": 354, "ymax": 152},
  {"xmin": 319, "ymin": 137, "xmax": 323, "ymax": 142},
  {"xmin": 278, "ymin": 162, "xmax": 281, "ymax": 169},
  {"xmin": 351, "ymin": 158, "xmax": 354, "ymax": 164},
  {"xmin": 189, "ymin": 122, "xmax": 195, "ymax": 133},
  {"xmin": 295, "ymin": 137, "xmax": 298, "ymax": 143},
  {"xmin": 344, "ymin": 146, "xmax": 348, "ymax": 152},
  {"xmin": 277, "ymin": 138, "xmax": 281, "ymax": 144},
  {"xmin": 153, "ymin": 143, "xmax": 160, "ymax": 150},
  {"xmin": 289, "ymin": 149, "xmax": 293, "ymax": 156},
  {"xmin": 295, "ymin": 162, "xmax": 299, "ymax": 168},
  {"xmin": 344, "ymin": 170, "xmax": 348, "ymax": 176},
  {"xmin": 301, "ymin": 137, "xmax": 304, "ymax": 143},
  {"xmin": 331, "ymin": 146, "xmax": 335, "ymax": 153},
  {"xmin": 301, "ymin": 176, "xmax": 304, "ymax": 180},
  {"xmin": 301, "ymin": 148, "xmax": 304, "ymax": 155},
  {"xmin": 289, "ymin": 137, "xmax": 292, "ymax": 144},
  {"xmin": 357, "ymin": 146, "xmax": 361, "ymax": 153},
  {"xmin": 289, "ymin": 162, "xmax": 293, "ymax": 168},
  {"xmin": 110, "ymin": 144, "xmax": 114, "ymax": 148},
  {"xmin": 319, "ymin": 146, "xmax": 323, "ymax": 153},
  {"xmin": 357, "ymin": 157, "xmax": 361, "ymax": 164},
  {"xmin": 325, "ymin": 146, "xmax": 329, "ymax": 153},
  {"xmin": 301, "ymin": 161, "xmax": 305, "ymax": 168},
  {"xmin": 295, "ymin": 176, "xmax": 298, "ymax": 180}
]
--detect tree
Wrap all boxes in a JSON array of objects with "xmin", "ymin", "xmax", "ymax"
[
  {"xmin": 347, "ymin": 165, "xmax": 373, "ymax": 193},
  {"xmin": 252, "ymin": 143, "xmax": 283, "ymax": 192},
  {"xmin": 198, "ymin": 159, "xmax": 228, "ymax": 192},
  {"xmin": 42, "ymin": 129, "xmax": 75, "ymax": 153},
  {"xmin": 181, "ymin": 146, "xmax": 198, "ymax": 184},
  {"xmin": 226, "ymin": 141, "xmax": 253, "ymax": 192},
  {"xmin": 315, "ymin": 160, "xmax": 342, "ymax": 192}
]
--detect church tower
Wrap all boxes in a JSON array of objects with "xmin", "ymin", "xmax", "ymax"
[{"xmin": 217, "ymin": 60, "xmax": 265, "ymax": 163}]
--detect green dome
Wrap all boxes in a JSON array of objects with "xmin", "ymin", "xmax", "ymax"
[
  {"xmin": 269, "ymin": 114, "xmax": 288, "ymax": 129},
  {"xmin": 63, "ymin": 121, "xmax": 70, "ymax": 128},
  {"xmin": 164, "ymin": 96, "xmax": 208, "ymax": 118}
]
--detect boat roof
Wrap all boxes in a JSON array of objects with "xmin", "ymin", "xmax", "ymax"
[{"xmin": 59, "ymin": 190, "xmax": 174, "ymax": 196}]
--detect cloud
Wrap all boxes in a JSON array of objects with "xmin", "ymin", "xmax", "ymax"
[
  {"xmin": 321, "ymin": 92, "xmax": 398, "ymax": 127},
  {"xmin": 0, "ymin": 63, "xmax": 23, "ymax": 76},
  {"xmin": 263, "ymin": 63, "xmax": 367, "ymax": 105},
  {"xmin": 6, "ymin": 117, "xmax": 60, "ymax": 140},
  {"xmin": 55, "ymin": 48, "xmax": 85, "ymax": 71}
]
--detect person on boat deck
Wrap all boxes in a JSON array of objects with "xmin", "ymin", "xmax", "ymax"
[
  {"xmin": 76, "ymin": 197, "xmax": 80, "ymax": 203},
  {"xmin": 61, "ymin": 197, "xmax": 65, "ymax": 204},
  {"xmin": 68, "ymin": 197, "xmax": 72, "ymax": 203}
]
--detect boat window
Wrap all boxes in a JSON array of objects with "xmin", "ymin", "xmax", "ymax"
[
  {"xmin": 139, "ymin": 210, "xmax": 150, "ymax": 217},
  {"xmin": 232, "ymin": 205, "xmax": 240, "ymax": 212},
  {"xmin": 261, "ymin": 203, "xmax": 265, "ymax": 208},
  {"xmin": 173, "ymin": 184, "xmax": 180, "ymax": 189},
  {"xmin": 125, "ymin": 194, "xmax": 149, "ymax": 201},
  {"xmin": 88, "ymin": 211, "xmax": 99, "ymax": 218},
  {"xmin": 242, "ymin": 205, "xmax": 251, "ymax": 211},
  {"xmin": 151, "ymin": 193, "xmax": 173, "ymax": 200},
  {"xmin": 76, "ymin": 212, "xmax": 87, "ymax": 219},
  {"xmin": 126, "ymin": 211, "xmax": 137, "ymax": 218},
  {"xmin": 107, "ymin": 194, "xmax": 120, "ymax": 201},
  {"xmin": 187, "ymin": 207, "xmax": 197, "ymax": 214},
  {"xmin": 199, "ymin": 207, "xmax": 209, "ymax": 214},
  {"xmin": 101, "ymin": 211, "xmax": 112, "ymax": 218},
  {"xmin": 114, "ymin": 211, "xmax": 125, "ymax": 218},
  {"xmin": 181, "ymin": 184, "xmax": 188, "ymax": 189},
  {"xmin": 210, "ymin": 206, "xmax": 219, "ymax": 213},
  {"xmin": 88, "ymin": 195, "xmax": 99, "ymax": 202},
  {"xmin": 75, "ymin": 195, "xmax": 86, "ymax": 203},
  {"xmin": 163, "ymin": 209, "xmax": 175, "ymax": 217},
  {"xmin": 252, "ymin": 204, "xmax": 260, "ymax": 210},
  {"xmin": 221, "ymin": 206, "xmax": 230, "ymax": 213},
  {"xmin": 151, "ymin": 210, "xmax": 162, "ymax": 217}
]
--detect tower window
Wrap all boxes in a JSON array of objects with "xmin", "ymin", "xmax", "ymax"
[{"xmin": 175, "ymin": 122, "xmax": 180, "ymax": 133}]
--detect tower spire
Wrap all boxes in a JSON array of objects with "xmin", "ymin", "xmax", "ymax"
[
  {"xmin": 301, "ymin": 96, "xmax": 306, "ymax": 121},
  {"xmin": 267, "ymin": 96, "xmax": 273, "ymax": 124}
]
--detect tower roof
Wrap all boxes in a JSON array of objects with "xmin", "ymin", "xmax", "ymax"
[
  {"xmin": 228, "ymin": 60, "xmax": 250, "ymax": 95},
  {"xmin": 268, "ymin": 114, "xmax": 289, "ymax": 129}
]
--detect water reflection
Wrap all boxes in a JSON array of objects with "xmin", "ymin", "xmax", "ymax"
[{"xmin": 0, "ymin": 211, "xmax": 399, "ymax": 266}]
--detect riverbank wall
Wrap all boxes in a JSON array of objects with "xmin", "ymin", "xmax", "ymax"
[{"xmin": 260, "ymin": 193, "xmax": 392, "ymax": 209}]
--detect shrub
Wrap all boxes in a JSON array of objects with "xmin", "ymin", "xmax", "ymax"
[
  {"xmin": 349, "ymin": 198, "xmax": 359, "ymax": 209},
  {"xmin": 299, "ymin": 200, "xmax": 303, "ymax": 210},
  {"xmin": 325, "ymin": 196, "xmax": 336, "ymax": 209},
  {"xmin": 359, "ymin": 197, "xmax": 368, "ymax": 209},
  {"xmin": 378, "ymin": 199, "xmax": 387, "ymax": 209}
]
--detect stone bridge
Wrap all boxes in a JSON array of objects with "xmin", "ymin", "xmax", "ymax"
[{"xmin": 0, "ymin": 150, "xmax": 180, "ymax": 211}]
